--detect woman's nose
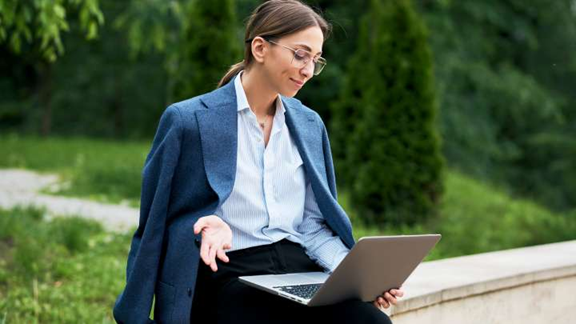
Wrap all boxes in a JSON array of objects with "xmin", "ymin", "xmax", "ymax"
[{"xmin": 300, "ymin": 60, "xmax": 314, "ymax": 79}]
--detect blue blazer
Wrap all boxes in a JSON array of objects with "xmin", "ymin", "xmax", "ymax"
[{"xmin": 113, "ymin": 79, "xmax": 356, "ymax": 324}]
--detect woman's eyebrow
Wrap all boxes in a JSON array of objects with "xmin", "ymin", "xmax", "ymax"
[{"xmin": 294, "ymin": 43, "xmax": 323, "ymax": 56}]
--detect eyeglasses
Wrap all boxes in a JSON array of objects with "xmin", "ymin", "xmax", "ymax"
[{"xmin": 245, "ymin": 37, "xmax": 327, "ymax": 76}]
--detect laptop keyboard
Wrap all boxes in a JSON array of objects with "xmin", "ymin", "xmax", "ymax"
[{"xmin": 274, "ymin": 283, "xmax": 322, "ymax": 299}]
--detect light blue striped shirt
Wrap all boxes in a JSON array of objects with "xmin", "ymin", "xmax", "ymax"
[{"xmin": 213, "ymin": 71, "xmax": 349, "ymax": 273}]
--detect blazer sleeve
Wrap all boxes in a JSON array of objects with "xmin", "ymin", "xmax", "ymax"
[{"xmin": 113, "ymin": 105, "xmax": 183, "ymax": 324}]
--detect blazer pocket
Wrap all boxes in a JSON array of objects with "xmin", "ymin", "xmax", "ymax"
[{"xmin": 154, "ymin": 280, "xmax": 176, "ymax": 323}]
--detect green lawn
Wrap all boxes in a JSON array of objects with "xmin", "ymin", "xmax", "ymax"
[
  {"xmin": 0, "ymin": 133, "xmax": 149, "ymax": 206},
  {"xmin": 0, "ymin": 206, "xmax": 130, "ymax": 323}
]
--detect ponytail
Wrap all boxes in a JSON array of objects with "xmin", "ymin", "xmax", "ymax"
[{"xmin": 218, "ymin": 61, "xmax": 245, "ymax": 88}]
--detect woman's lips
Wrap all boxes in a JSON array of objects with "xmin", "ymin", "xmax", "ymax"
[{"xmin": 290, "ymin": 78, "xmax": 304, "ymax": 88}]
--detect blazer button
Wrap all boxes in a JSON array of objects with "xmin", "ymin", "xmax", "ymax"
[{"xmin": 187, "ymin": 288, "xmax": 192, "ymax": 297}]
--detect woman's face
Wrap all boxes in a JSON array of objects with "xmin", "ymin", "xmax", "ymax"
[{"xmin": 263, "ymin": 26, "xmax": 324, "ymax": 97}]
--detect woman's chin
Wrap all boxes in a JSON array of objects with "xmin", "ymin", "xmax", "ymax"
[{"xmin": 280, "ymin": 89, "xmax": 299, "ymax": 98}]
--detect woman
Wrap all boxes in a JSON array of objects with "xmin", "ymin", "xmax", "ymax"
[{"xmin": 113, "ymin": 1, "xmax": 403, "ymax": 323}]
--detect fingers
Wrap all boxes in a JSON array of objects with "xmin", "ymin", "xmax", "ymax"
[
  {"xmin": 384, "ymin": 292, "xmax": 397, "ymax": 305},
  {"xmin": 386, "ymin": 288, "xmax": 404, "ymax": 300},
  {"xmin": 390, "ymin": 288, "xmax": 404, "ymax": 298},
  {"xmin": 200, "ymin": 239, "xmax": 210, "ymax": 266},
  {"xmin": 376, "ymin": 296, "xmax": 390, "ymax": 308},
  {"xmin": 193, "ymin": 217, "xmax": 207, "ymax": 235},
  {"xmin": 208, "ymin": 245, "xmax": 218, "ymax": 272},
  {"xmin": 200, "ymin": 240, "xmax": 229, "ymax": 271},
  {"xmin": 373, "ymin": 300, "xmax": 385, "ymax": 312},
  {"xmin": 374, "ymin": 288, "xmax": 402, "ymax": 311},
  {"xmin": 217, "ymin": 248, "xmax": 230, "ymax": 263},
  {"xmin": 194, "ymin": 215, "xmax": 219, "ymax": 234},
  {"xmin": 200, "ymin": 240, "xmax": 211, "ymax": 265}
]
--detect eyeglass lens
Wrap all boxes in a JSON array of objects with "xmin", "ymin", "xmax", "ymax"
[{"xmin": 292, "ymin": 50, "xmax": 325, "ymax": 75}]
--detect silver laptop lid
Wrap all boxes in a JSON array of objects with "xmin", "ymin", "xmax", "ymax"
[{"xmin": 308, "ymin": 234, "xmax": 441, "ymax": 306}]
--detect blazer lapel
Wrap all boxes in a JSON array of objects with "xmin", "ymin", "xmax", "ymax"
[
  {"xmin": 285, "ymin": 98, "xmax": 356, "ymax": 248},
  {"xmin": 283, "ymin": 98, "xmax": 327, "ymax": 186},
  {"xmin": 196, "ymin": 81, "xmax": 238, "ymax": 206}
]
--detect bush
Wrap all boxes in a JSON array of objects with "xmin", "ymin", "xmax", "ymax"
[
  {"xmin": 172, "ymin": 0, "xmax": 242, "ymax": 99},
  {"xmin": 434, "ymin": 172, "xmax": 576, "ymax": 258},
  {"xmin": 344, "ymin": 171, "xmax": 576, "ymax": 260},
  {"xmin": 331, "ymin": 0, "xmax": 444, "ymax": 226}
]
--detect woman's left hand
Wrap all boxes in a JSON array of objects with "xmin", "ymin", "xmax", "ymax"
[
  {"xmin": 193, "ymin": 215, "xmax": 233, "ymax": 272},
  {"xmin": 373, "ymin": 287, "xmax": 404, "ymax": 311}
]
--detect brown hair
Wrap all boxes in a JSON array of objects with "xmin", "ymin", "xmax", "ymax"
[{"xmin": 217, "ymin": 0, "xmax": 331, "ymax": 87}]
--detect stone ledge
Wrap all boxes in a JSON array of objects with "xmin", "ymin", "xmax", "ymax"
[{"xmin": 387, "ymin": 240, "xmax": 576, "ymax": 317}]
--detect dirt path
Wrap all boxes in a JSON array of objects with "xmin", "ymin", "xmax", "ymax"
[{"xmin": 0, "ymin": 168, "xmax": 138, "ymax": 232}]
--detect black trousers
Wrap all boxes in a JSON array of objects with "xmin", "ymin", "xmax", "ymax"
[{"xmin": 191, "ymin": 239, "xmax": 393, "ymax": 324}]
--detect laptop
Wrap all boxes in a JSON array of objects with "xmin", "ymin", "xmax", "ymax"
[{"xmin": 238, "ymin": 234, "xmax": 441, "ymax": 306}]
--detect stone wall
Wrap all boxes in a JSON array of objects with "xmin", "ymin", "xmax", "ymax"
[{"xmin": 386, "ymin": 240, "xmax": 576, "ymax": 323}]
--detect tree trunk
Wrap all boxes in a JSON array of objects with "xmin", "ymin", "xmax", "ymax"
[{"xmin": 38, "ymin": 63, "xmax": 53, "ymax": 137}]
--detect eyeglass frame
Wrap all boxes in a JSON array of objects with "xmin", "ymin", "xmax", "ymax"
[{"xmin": 245, "ymin": 36, "xmax": 327, "ymax": 76}]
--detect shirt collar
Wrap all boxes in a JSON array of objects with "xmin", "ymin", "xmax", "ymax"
[
  {"xmin": 233, "ymin": 71, "xmax": 286, "ymax": 116},
  {"xmin": 234, "ymin": 71, "xmax": 251, "ymax": 112}
]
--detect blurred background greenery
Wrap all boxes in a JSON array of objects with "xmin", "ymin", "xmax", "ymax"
[{"xmin": 1, "ymin": 0, "xmax": 576, "ymax": 322}]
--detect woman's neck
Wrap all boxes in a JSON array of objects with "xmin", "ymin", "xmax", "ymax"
[{"xmin": 240, "ymin": 68, "xmax": 278, "ymax": 118}]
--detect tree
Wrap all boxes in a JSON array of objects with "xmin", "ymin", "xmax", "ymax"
[
  {"xmin": 417, "ymin": 0, "xmax": 576, "ymax": 211},
  {"xmin": 296, "ymin": 0, "xmax": 369, "ymax": 120},
  {"xmin": 0, "ymin": 0, "xmax": 104, "ymax": 136},
  {"xmin": 114, "ymin": 0, "xmax": 241, "ymax": 102},
  {"xmin": 172, "ymin": 0, "xmax": 242, "ymax": 99},
  {"xmin": 331, "ymin": 0, "xmax": 444, "ymax": 226}
]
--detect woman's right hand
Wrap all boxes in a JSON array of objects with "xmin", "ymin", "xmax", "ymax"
[{"xmin": 193, "ymin": 215, "xmax": 233, "ymax": 272}]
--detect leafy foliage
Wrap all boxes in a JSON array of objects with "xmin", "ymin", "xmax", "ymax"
[
  {"xmin": 113, "ymin": 0, "xmax": 242, "ymax": 100},
  {"xmin": 0, "ymin": 0, "xmax": 104, "ymax": 62},
  {"xmin": 172, "ymin": 0, "xmax": 242, "ymax": 99},
  {"xmin": 331, "ymin": 0, "xmax": 444, "ymax": 226},
  {"xmin": 417, "ymin": 0, "xmax": 576, "ymax": 210}
]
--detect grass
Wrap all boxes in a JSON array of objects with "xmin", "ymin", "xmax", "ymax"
[
  {"xmin": 0, "ymin": 133, "xmax": 149, "ymax": 206},
  {"xmin": 0, "ymin": 206, "xmax": 131, "ymax": 323}
]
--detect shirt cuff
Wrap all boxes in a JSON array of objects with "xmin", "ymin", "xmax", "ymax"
[{"xmin": 326, "ymin": 247, "xmax": 350, "ymax": 274}]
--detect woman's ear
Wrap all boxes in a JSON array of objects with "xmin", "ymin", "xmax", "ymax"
[{"xmin": 251, "ymin": 37, "xmax": 268, "ymax": 64}]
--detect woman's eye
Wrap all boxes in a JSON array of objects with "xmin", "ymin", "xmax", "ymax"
[{"xmin": 294, "ymin": 51, "xmax": 308, "ymax": 61}]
